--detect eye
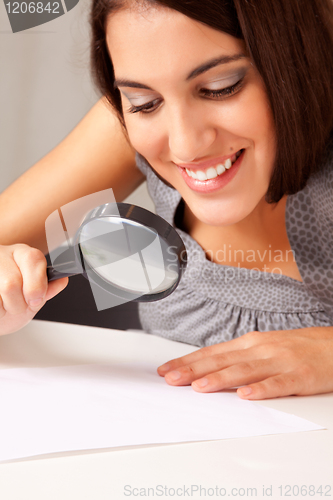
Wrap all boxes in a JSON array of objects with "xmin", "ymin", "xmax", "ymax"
[
  {"xmin": 125, "ymin": 77, "xmax": 245, "ymax": 116},
  {"xmin": 126, "ymin": 98, "xmax": 162, "ymax": 115},
  {"xmin": 199, "ymin": 77, "xmax": 245, "ymax": 99}
]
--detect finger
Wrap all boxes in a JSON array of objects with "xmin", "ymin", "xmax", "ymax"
[
  {"xmin": 236, "ymin": 372, "xmax": 303, "ymax": 400},
  {"xmin": 190, "ymin": 359, "xmax": 278, "ymax": 393},
  {"xmin": 158, "ymin": 338, "xmax": 247, "ymax": 376},
  {"xmin": 13, "ymin": 246, "xmax": 48, "ymax": 311},
  {"xmin": 45, "ymin": 277, "xmax": 69, "ymax": 302},
  {"xmin": 0, "ymin": 295, "xmax": 5, "ymax": 320},
  {"xmin": 163, "ymin": 349, "xmax": 255, "ymax": 386},
  {"xmin": 157, "ymin": 331, "xmax": 272, "ymax": 376},
  {"xmin": 0, "ymin": 257, "xmax": 27, "ymax": 315}
]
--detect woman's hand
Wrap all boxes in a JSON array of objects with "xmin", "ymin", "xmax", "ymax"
[
  {"xmin": 0, "ymin": 244, "xmax": 68, "ymax": 336},
  {"xmin": 157, "ymin": 327, "xmax": 333, "ymax": 399}
]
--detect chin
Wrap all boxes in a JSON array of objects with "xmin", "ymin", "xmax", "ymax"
[
  {"xmin": 189, "ymin": 192, "xmax": 253, "ymax": 223},
  {"xmin": 190, "ymin": 206, "xmax": 247, "ymax": 227}
]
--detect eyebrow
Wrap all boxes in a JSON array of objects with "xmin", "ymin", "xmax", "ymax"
[{"xmin": 114, "ymin": 53, "xmax": 246, "ymax": 90}]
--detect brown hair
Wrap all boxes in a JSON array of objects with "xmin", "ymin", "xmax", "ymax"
[{"xmin": 91, "ymin": 0, "xmax": 333, "ymax": 203}]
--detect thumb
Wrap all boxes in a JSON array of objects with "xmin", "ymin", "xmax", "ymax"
[{"xmin": 45, "ymin": 277, "xmax": 69, "ymax": 302}]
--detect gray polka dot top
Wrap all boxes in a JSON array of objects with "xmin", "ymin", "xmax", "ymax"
[{"xmin": 135, "ymin": 143, "xmax": 333, "ymax": 347}]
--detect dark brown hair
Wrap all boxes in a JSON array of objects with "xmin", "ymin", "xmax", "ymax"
[{"xmin": 91, "ymin": 0, "xmax": 333, "ymax": 203}]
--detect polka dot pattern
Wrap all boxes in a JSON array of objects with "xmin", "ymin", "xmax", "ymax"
[{"xmin": 135, "ymin": 148, "xmax": 333, "ymax": 348}]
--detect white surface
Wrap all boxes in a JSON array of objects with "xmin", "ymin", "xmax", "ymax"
[
  {"xmin": 0, "ymin": 361, "xmax": 322, "ymax": 462},
  {"xmin": 0, "ymin": 320, "xmax": 332, "ymax": 499}
]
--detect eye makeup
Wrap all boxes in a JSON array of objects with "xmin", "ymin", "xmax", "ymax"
[
  {"xmin": 119, "ymin": 65, "xmax": 250, "ymax": 115},
  {"xmin": 197, "ymin": 66, "xmax": 248, "ymax": 92}
]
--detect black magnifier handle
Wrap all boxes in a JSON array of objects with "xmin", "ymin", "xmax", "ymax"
[
  {"xmin": 47, "ymin": 265, "xmax": 81, "ymax": 282},
  {"xmin": 46, "ymin": 244, "xmax": 83, "ymax": 281}
]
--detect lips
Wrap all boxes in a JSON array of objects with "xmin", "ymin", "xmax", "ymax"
[
  {"xmin": 176, "ymin": 148, "xmax": 245, "ymax": 194},
  {"xmin": 175, "ymin": 149, "xmax": 243, "ymax": 172}
]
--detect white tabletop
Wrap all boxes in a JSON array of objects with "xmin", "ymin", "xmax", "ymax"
[{"xmin": 0, "ymin": 320, "xmax": 332, "ymax": 500}]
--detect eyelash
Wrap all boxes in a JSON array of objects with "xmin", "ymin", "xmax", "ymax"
[{"xmin": 126, "ymin": 78, "xmax": 245, "ymax": 115}]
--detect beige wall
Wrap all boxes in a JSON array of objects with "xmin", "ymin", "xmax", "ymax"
[{"xmin": 0, "ymin": 0, "xmax": 154, "ymax": 211}]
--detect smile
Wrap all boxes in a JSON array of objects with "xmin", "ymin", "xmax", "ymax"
[
  {"xmin": 184, "ymin": 150, "xmax": 243, "ymax": 181},
  {"xmin": 177, "ymin": 149, "xmax": 245, "ymax": 194}
]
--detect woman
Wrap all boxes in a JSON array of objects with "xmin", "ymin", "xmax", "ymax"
[{"xmin": 0, "ymin": 0, "xmax": 333, "ymax": 399}]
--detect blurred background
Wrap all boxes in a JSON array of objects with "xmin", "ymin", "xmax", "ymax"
[{"xmin": 0, "ymin": 0, "xmax": 155, "ymax": 329}]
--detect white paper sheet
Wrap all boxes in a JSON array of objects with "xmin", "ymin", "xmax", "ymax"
[{"xmin": 0, "ymin": 363, "xmax": 323, "ymax": 461}]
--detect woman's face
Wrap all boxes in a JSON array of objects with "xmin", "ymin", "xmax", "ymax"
[{"xmin": 106, "ymin": 5, "xmax": 276, "ymax": 226}]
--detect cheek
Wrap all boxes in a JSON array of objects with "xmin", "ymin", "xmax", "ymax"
[
  {"xmin": 215, "ymin": 85, "xmax": 274, "ymax": 148},
  {"xmin": 125, "ymin": 118, "xmax": 162, "ymax": 160},
  {"xmin": 242, "ymin": 85, "xmax": 276, "ymax": 154},
  {"xmin": 120, "ymin": 93, "xmax": 162, "ymax": 158}
]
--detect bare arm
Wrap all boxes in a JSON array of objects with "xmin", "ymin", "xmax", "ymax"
[
  {"xmin": 0, "ymin": 98, "xmax": 145, "ymax": 252},
  {"xmin": 0, "ymin": 98, "xmax": 146, "ymax": 335}
]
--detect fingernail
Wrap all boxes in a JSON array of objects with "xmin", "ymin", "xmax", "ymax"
[
  {"xmin": 167, "ymin": 370, "xmax": 181, "ymax": 381},
  {"xmin": 158, "ymin": 363, "xmax": 170, "ymax": 373},
  {"xmin": 29, "ymin": 298, "xmax": 43, "ymax": 307},
  {"xmin": 193, "ymin": 378, "xmax": 209, "ymax": 388},
  {"xmin": 239, "ymin": 386, "xmax": 252, "ymax": 396}
]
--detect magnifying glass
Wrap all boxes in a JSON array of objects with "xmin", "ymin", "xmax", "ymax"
[{"xmin": 46, "ymin": 203, "xmax": 187, "ymax": 303}]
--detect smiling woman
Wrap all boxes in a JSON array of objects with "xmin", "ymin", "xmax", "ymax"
[
  {"xmin": 88, "ymin": 0, "xmax": 333, "ymax": 399},
  {"xmin": 0, "ymin": 0, "xmax": 333, "ymax": 401}
]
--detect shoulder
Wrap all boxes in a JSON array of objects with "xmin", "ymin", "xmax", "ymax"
[
  {"xmin": 286, "ymin": 135, "xmax": 333, "ymax": 245},
  {"xmin": 304, "ymin": 134, "xmax": 333, "ymax": 219}
]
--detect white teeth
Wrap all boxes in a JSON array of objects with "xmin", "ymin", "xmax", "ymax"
[
  {"xmin": 206, "ymin": 167, "xmax": 218, "ymax": 179},
  {"xmin": 216, "ymin": 164, "xmax": 225, "ymax": 175},
  {"xmin": 196, "ymin": 170, "xmax": 207, "ymax": 181},
  {"xmin": 184, "ymin": 150, "xmax": 242, "ymax": 181},
  {"xmin": 224, "ymin": 158, "xmax": 232, "ymax": 170}
]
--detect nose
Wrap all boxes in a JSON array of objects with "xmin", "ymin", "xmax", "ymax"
[{"xmin": 166, "ymin": 103, "xmax": 217, "ymax": 162}]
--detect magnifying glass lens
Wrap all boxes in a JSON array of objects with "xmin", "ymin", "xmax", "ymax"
[{"xmin": 78, "ymin": 217, "xmax": 179, "ymax": 295}]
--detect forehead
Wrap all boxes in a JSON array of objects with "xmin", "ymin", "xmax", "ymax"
[{"xmin": 106, "ymin": 6, "xmax": 246, "ymax": 83}]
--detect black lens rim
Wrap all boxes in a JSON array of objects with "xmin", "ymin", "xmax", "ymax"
[{"xmin": 75, "ymin": 202, "xmax": 187, "ymax": 302}]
